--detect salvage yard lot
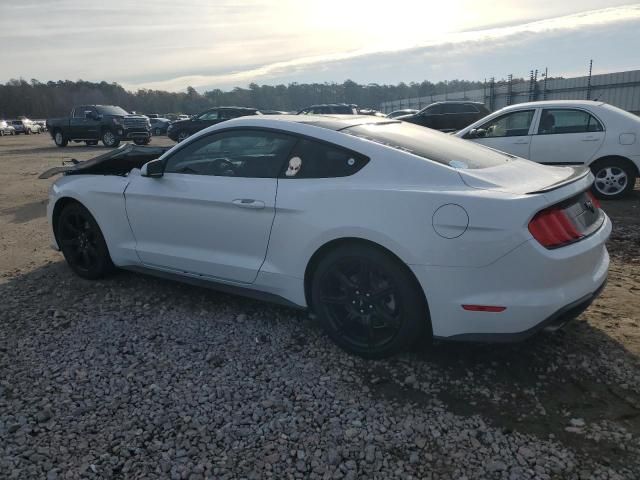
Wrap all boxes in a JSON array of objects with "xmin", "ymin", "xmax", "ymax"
[{"xmin": 1, "ymin": 134, "xmax": 639, "ymax": 479}]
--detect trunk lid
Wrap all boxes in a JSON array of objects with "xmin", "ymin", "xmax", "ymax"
[{"xmin": 456, "ymin": 158, "xmax": 591, "ymax": 196}]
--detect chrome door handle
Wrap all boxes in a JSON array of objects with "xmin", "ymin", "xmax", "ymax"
[{"xmin": 232, "ymin": 199, "xmax": 265, "ymax": 209}]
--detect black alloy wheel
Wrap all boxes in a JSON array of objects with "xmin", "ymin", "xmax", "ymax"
[
  {"xmin": 57, "ymin": 203, "xmax": 114, "ymax": 279},
  {"xmin": 312, "ymin": 245, "xmax": 428, "ymax": 358}
]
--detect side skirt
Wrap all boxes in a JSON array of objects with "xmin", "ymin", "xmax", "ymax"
[{"xmin": 122, "ymin": 265, "xmax": 306, "ymax": 310}]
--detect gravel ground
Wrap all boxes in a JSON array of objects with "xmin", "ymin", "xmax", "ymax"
[{"xmin": 1, "ymin": 134, "xmax": 640, "ymax": 479}]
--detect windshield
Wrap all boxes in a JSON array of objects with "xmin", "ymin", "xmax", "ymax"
[
  {"xmin": 344, "ymin": 121, "xmax": 512, "ymax": 170},
  {"xmin": 96, "ymin": 105, "xmax": 129, "ymax": 116}
]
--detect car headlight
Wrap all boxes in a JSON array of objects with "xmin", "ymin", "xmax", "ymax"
[{"xmin": 112, "ymin": 117, "xmax": 123, "ymax": 126}]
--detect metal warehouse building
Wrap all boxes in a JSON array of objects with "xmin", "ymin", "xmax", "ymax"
[{"xmin": 381, "ymin": 69, "xmax": 640, "ymax": 115}]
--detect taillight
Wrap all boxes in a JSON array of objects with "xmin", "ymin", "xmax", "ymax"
[
  {"xmin": 587, "ymin": 191, "xmax": 601, "ymax": 209},
  {"xmin": 528, "ymin": 208, "xmax": 582, "ymax": 248}
]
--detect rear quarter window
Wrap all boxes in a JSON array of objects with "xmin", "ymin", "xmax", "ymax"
[
  {"xmin": 345, "ymin": 122, "xmax": 512, "ymax": 170},
  {"xmin": 280, "ymin": 138, "xmax": 369, "ymax": 178}
]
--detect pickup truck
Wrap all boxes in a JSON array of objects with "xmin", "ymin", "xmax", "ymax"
[{"xmin": 47, "ymin": 105, "xmax": 151, "ymax": 148}]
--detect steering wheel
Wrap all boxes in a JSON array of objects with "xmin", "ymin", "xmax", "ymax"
[{"xmin": 211, "ymin": 157, "xmax": 235, "ymax": 176}]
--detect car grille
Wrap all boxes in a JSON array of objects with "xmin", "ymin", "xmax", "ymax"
[{"xmin": 124, "ymin": 117, "xmax": 148, "ymax": 129}]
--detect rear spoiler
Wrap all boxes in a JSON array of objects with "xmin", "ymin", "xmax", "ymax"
[{"xmin": 526, "ymin": 167, "xmax": 591, "ymax": 194}]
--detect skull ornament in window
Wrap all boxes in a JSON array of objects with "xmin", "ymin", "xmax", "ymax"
[{"xmin": 286, "ymin": 156, "xmax": 302, "ymax": 177}]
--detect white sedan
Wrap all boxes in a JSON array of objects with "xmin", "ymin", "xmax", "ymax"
[
  {"xmin": 456, "ymin": 100, "xmax": 640, "ymax": 199},
  {"xmin": 46, "ymin": 115, "xmax": 610, "ymax": 358}
]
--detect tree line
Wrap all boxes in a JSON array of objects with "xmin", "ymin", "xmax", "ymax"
[{"xmin": 0, "ymin": 78, "xmax": 488, "ymax": 119}]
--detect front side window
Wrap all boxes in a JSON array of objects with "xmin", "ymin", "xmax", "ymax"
[
  {"xmin": 422, "ymin": 104, "xmax": 442, "ymax": 115},
  {"xmin": 164, "ymin": 130, "xmax": 296, "ymax": 178},
  {"xmin": 198, "ymin": 111, "xmax": 219, "ymax": 121},
  {"xmin": 538, "ymin": 109, "xmax": 603, "ymax": 135},
  {"xmin": 73, "ymin": 107, "xmax": 87, "ymax": 118},
  {"xmin": 280, "ymin": 139, "xmax": 368, "ymax": 178},
  {"xmin": 477, "ymin": 110, "xmax": 535, "ymax": 138}
]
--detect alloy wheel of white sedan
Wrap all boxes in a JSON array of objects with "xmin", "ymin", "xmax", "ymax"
[{"xmin": 47, "ymin": 115, "xmax": 611, "ymax": 358}]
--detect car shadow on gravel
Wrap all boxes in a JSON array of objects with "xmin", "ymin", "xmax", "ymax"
[{"xmin": 354, "ymin": 323, "xmax": 640, "ymax": 471}]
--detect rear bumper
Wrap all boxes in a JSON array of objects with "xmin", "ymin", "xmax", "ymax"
[
  {"xmin": 411, "ymin": 214, "xmax": 611, "ymax": 340},
  {"xmin": 441, "ymin": 279, "xmax": 606, "ymax": 342}
]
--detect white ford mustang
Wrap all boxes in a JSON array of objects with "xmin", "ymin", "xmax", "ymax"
[{"xmin": 46, "ymin": 115, "xmax": 611, "ymax": 357}]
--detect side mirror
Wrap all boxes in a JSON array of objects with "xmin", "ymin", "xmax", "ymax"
[
  {"xmin": 466, "ymin": 128, "xmax": 486, "ymax": 139},
  {"xmin": 141, "ymin": 159, "xmax": 164, "ymax": 178}
]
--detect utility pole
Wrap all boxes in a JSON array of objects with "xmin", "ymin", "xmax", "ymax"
[
  {"xmin": 506, "ymin": 74, "xmax": 513, "ymax": 106},
  {"xmin": 586, "ymin": 59, "xmax": 593, "ymax": 100}
]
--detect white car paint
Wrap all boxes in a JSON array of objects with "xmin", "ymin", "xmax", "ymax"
[
  {"xmin": 456, "ymin": 100, "xmax": 640, "ymax": 198},
  {"xmin": 47, "ymin": 115, "xmax": 610, "ymax": 344}
]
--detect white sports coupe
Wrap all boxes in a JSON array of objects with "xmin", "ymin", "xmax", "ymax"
[{"xmin": 45, "ymin": 115, "xmax": 611, "ymax": 358}]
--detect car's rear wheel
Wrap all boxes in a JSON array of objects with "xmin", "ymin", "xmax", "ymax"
[
  {"xmin": 102, "ymin": 130, "xmax": 120, "ymax": 148},
  {"xmin": 57, "ymin": 202, "xmax": 114, "ymax": 280},
  {"xmin": 591, "ymin": 158, "xmax": 636, "ymax": 200},
  {"xmin": 311, "ymin": 244, "xmax": 428, "ymax": 358},
  {"xmin": 177, "ymin": 131, "xmax": 190, "ymax": 142},
  {"xmin": 54, "ymin": 130, "xmax": 68, "ymax": 147},
  {"xmin": 133, "ymin": 137, "xmax": 150, "ymax": 145}
]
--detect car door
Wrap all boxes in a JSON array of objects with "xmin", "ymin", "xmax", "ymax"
[
  {"xmin": 191, "ymin": 110, "xmax": 219, "ymax": 133},
  {"xmin": 83, "ymin": 106, "xmax": 101, "ymax": 139},
  {"xmin": 414, "ymin": 104, "xmax": 443, "ymax": 129},
  {"xmin": 69, "ymin": 106, "xmax": 88, "ymax": 138},
  {"xmin": 464, "ymin": 109, "xmax": 537, "ymax": 159},
  {"xmin": 124, "ymin": 129, "xmax": 297, "ymax": 283},
  {"xmin": 528, "ymin": 108, "xmax": 605, "ymax": 165}
]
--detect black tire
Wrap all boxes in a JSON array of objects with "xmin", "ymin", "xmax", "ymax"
[
  {"xmin": 176, "ymin": 130, "xmax": 190, "ymax": 143},
  {"xmin": 590, "ymin": 158, "xmax": 637, "ymax": 200},
  {"xmin": 56, "ymin": 202, "xmax": 114, "ymax": 280},
  {"xmin": 310, "ymin": 244, "xmax": 429, "ymax": 358},
  {"xmin": 25, "ymin": 129, "xmax": 31, "ymax": 135},
  {"xmin": 0, "ymin": 131, "xmax": 3, "ymax": 137},
  {"xmin": 133, "ymin": 137, "xmax": 150, "ymax": 146},
  {"xmin": 85, "ymin": 141, "xmax": 98, "ymax": 146},
  {"xmin": 101, "ymin": 130, "xmax": 120, "ymax": 148},
  {"xmin": 54, "ymin": 130, "xmax": 68, "ymax": 147}
]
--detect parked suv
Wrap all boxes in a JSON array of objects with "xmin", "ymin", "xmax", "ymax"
[
  {"xmin": 0, "ymin": 120, "xmax": 16, "ymax": 136},
  {"xmin": 47, "ymin": 105, "xmax": 151, "ymax": 148},
  {"xmin": 298, "ymin": 104, "xmax": 358, "ymax": 115},
  {"xmin": 167, "ymin": 107, "xmax": 260, "ymax": 142},
  {"xmin": 11, "ymin": 119, "xmax": 41, "ymax": 134},
  {"xmin": 397, "ymin": 101, "xmax": 490, "ymax": 132}
]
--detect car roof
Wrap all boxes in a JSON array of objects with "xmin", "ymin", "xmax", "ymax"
[
  {"xmin": 218, "ymin": 114, "xmax": 398, "ymax": 131},
  {"xmin": 432, "ymin": 100, "xmax": 485, "ymax": 105},
  {"xmin": 497, "ymin": 100, "xmax": 605, "ymax": 111}
]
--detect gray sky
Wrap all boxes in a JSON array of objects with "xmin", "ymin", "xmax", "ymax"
[{"xmin": 1, "ymin": 1, "xmax": 639, "ymax": 91}]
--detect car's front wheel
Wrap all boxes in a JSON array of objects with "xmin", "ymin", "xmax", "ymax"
[
  {"xmin": 133, "ymin": 137, "xmax": 150, "ymax": 146},
  {"xmin": 102, "ymin": 130, "xmax": 120, "ymax": 148},
  {"xmin": 311, "ymin": 244, "xmax": 429, "ymax": 358},
  {"xmin": 177, "ymin": 131, "xmax": 190, "ymax": 142},
  {"xmin": 54, "ymin": 130, "xmax": 68, "ymax": 147},
  {"xmin": 56, "ymin": 202, "xmax": 114, "ymax": 280},
  {"xmin": 591, "ymin": 158, "xmax": 636, "ymax": 200}
]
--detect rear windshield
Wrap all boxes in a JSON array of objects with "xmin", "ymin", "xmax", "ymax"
[
  {"xmin": 344, "ymin": 121, "xmax": 512, "ymax": 170},
  {"xmin": 96, "ymin": 106, "xmax": 129, "ymax": 116}
]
